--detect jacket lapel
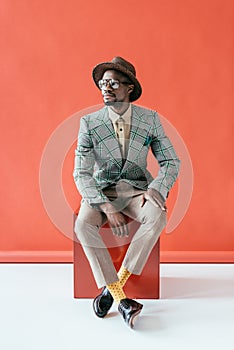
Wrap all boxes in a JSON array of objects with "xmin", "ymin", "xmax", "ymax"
[
  {"xmin": 92, "ymin": 105, "xmax": 151, "ymax": 172},
  {"xmin": 124, "ymin": 105, "xmax": 152, "ymax": 166},
  {"xmin": 92, "ymin": 107, "xmax": 123, "ymax": 163}
]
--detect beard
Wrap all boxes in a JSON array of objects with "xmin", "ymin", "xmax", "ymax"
[
  {"xmin": 104, "ymin": 100, "xmax": 126, "ymax": 109},
  {"xmin": 104, "ymin": 100, "xmax": 115, "ymax": 106}
]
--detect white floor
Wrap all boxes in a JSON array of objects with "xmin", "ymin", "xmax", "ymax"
[{"xmin": 0, "ymin": 264, "xmax": 233, "ymax": 350}]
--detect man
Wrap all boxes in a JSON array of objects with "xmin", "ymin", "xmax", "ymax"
[{"xmin": 73, "ymin": 56, "xmax": 180, "ymax": 328}]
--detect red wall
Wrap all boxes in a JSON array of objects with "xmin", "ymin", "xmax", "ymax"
[{"xmin": 1, "ymin": 0, "xmax": 234, "ymax": 262}]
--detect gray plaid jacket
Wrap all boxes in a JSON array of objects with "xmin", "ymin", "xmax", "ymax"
[{"xmin": 73, "ymin": 104, "xmax": 180, "ymax": 206}]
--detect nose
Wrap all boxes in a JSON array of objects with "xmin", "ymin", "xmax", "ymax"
[{"xmin": 103, "ymin": 83, "xmax": 113, "ymax": 93}]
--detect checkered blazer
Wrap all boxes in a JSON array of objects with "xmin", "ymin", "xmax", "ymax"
[{"xmin": 73, "ymin": 104, "xmax": 180, "ymax": 206}]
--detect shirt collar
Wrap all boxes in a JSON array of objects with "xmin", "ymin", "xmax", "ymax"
[{"xmin": 108, "ymin": 104, "xmax": 132, "ymax": 124}]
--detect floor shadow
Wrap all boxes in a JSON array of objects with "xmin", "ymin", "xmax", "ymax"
[{"xmin": 105, "ymin": 311, "xmax": 119, "ymax": 319}]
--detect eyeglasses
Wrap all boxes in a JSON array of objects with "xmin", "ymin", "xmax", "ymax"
[{"xmin": 98, "ymin": 79, "xmax": 131, "ymax": 90}]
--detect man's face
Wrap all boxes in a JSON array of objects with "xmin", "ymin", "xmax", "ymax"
[{"xmin": 99, "ymin": 70, "xmax": 134, "ymax": 106}]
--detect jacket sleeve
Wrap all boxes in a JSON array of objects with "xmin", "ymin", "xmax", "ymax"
[
  {"xmin": 148, "ymin": 112, "xmax": 181, "ymax": 200},
  {"xmin": 73, "ymin": 117, "xmax": 110, "ymax": 206}
]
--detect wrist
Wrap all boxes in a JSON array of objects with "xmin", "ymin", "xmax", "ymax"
[{"xmin": 99, "ymin": 202, "xmax": 115, "ymax": 214}]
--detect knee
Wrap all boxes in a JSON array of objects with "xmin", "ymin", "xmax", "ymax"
[
  {"xmin": 74, "ymin": 216, "xmax": 107, "ymax": 250},
  {"xmin": 74, "ymin": 216, "xmax": 102, "ymax": 245},
  {"xmin": 74, "ymin": 217, "xmax": 86, "ymax": 242},
  {"xmin": 74, "ymin": 216, "xmax": 93, "ymax": 236}
]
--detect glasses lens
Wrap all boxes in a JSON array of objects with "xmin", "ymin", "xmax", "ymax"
[
  {"xmin": 98, "ymin": 80, "xmax": 104, "ymax": 89},
  {"xmin": 110, "ymin": 80, "xmax": 119, "ymax": 89},
  {"xmin": 98, "ymin": 79, "xmax": 120, "ymax": 89}
]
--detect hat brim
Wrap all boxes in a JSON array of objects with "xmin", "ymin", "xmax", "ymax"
[{"xmin": 92, "ymin": 62, "xmax": 142, "ymax": 102}]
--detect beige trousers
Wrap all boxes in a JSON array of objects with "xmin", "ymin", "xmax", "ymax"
[{"xmin": 74, "ymin": 186, "xmax": 166, "ymax": 288}]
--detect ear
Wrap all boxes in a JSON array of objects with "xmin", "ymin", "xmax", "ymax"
[{"xmin": 128, "ymin": 84, "xmax": 134, "ymax": 95}]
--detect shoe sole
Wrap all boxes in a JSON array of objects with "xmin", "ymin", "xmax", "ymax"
[{"xmin": 129, "ymin": 309, "xmax": 142, "ymax": 329}]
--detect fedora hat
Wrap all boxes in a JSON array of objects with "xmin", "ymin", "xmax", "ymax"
[{"xmin": 92, "ymin": 56, "xmax": 142, "ymax": 102}]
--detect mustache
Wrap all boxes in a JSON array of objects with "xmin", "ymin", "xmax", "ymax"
[{"xmin": 103, "ymin": 92, "xmax": 115, "ymax": 97}]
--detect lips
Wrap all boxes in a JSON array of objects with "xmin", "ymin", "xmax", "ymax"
[{"xmin": 104, "ymin": 93, "xmax": 115, "ymax": 98}]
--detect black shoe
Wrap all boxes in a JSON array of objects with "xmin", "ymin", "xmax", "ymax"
[
  {"xmin": 118, "ymin": 298, "xmax": 143, "ymax": 328},
  {"xmin": 93, "ymin": 287, "xmax": 114, "ymax": 318}
]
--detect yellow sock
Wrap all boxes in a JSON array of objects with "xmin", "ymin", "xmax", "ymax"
[
  {"xmin": 117, "ymin": 266, "xmax": 131, "ymax": 287},
  {"xmin": 106, "ymin": 281, "xmax": 126, "ymax": 303}
]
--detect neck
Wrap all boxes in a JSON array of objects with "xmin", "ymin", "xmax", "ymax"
[{"xmin": 109, "ymin": 102, "xmax": 130, "ymax": 115}]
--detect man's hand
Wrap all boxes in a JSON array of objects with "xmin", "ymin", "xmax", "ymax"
[
  {"xmin": 99, "ymin": 202, "xmax": 129, "ymax": 237},
  {"xmin": 141, "ymin": 188, "xmax": 167, "ymax": 211}
]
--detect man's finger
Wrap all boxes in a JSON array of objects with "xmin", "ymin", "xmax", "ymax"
[
  {"xmin": 122, "ymin": 224, "xmax": 129, "ymax": 237},
  {"xmin": 147, "ymin": 196, "xmax": 159, "ymax": 208},
  {"xmin": 111, "ymin": 226, "xmax": 118, "ymax": 236},
  {"xmin": 153, "ymin": 197, "xmax": 167, "ymax": 211},
  {"xmin": 147, "ymin": 195, "xmax": 167, "ymax": 211},
  {"xmin": 112, "ymin": 223, "xmax": 129, "ymax": 237},
  {"xmin": 117, "ymin": 224, "xmax": 126, "ymax": 237}
]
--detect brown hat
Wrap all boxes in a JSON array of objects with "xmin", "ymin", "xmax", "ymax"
[{"xmin": 92, "ymin": 56, "xmax": 142, "ymax": 102}]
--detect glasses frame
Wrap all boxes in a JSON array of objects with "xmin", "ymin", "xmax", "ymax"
[{"xmin": 98, "ymin": 79, "xmax": 131, "ymax": 90}]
